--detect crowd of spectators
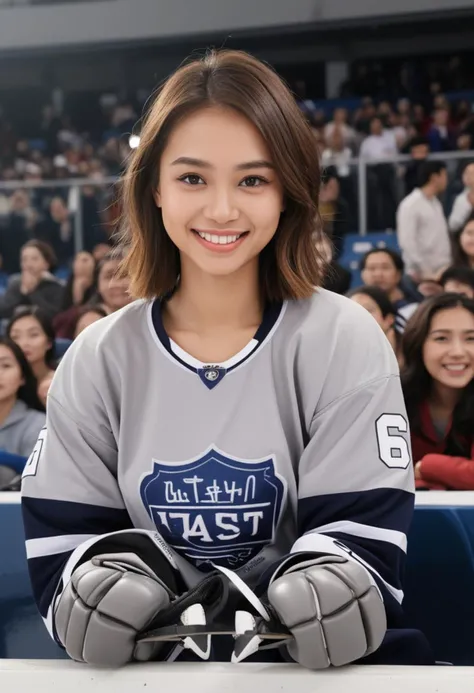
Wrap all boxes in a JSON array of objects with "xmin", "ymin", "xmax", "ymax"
[{"xmin": 0, "ymin": 68, "xmax": 473, "ymax": 492}]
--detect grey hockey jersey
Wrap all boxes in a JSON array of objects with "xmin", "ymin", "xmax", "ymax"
[{"xmin": 21, "ymin": 289, "xmax": 417, "ymax": 655}]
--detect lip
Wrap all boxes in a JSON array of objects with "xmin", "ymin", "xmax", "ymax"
[
  {"xmin": 441, "ymin": 364, "xmax": 471, "ymax": 376},
  {"xmin": 191, "ymin": 229, "xmax": 248, "ymax": 254}
]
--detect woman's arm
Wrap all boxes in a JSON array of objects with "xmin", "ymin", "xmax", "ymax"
[{"xmin": 418, "ymin": 451, "xmax": 474, "ymax": 490}]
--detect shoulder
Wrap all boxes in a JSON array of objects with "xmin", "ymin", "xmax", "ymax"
[
  {"xmin": 398, "ymin": 189, "xmax": 419, "ymax": 211},
  {"xmin": 49, "ymin": 300, "xmax": 149, "ymax": 395},
  {"xmin": 23, "ymin": 408, "xmax": 46, "ymax": 427},
  {"xmin": 282, "ymin": 290, "xmax": 399, "ymax": 391},
  {"xmin": 7, "ymin": 274, "xmax": 21, "ymax": 288}
]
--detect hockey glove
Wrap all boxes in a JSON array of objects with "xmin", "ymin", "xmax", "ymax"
[
  {"xmin": 54, "ymin": 552, "xmax": 175, "ymax": 666},
  {"xmin": 267, "ymin": 555, "xmax": 387, "ymax": 669}
]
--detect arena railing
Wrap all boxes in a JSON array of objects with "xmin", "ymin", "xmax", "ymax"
[{"xmin": 0, "ymin": 150, "xmax": 473, "ymax": 256}]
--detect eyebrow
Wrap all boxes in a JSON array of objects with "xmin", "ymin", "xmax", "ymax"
[
  {"xmin": 170, "ymin": 156, "xmax": 275, "ymax": 171},
  {"xmin": 431, "ymin": 329, "xmax": 474, "ymax": 335}
]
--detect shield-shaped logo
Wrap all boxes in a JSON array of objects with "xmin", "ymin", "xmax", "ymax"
[{"xmin": 140, "ymin": 447, "xmax": 286, "ymax": 569}]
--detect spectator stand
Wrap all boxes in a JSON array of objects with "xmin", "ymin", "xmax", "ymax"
[{"xmin": 338, "ymin": 232, "xmax": 400, "ymax": 289}]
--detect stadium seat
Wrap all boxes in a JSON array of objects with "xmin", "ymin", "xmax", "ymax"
[
  {"xmin": 54, "ymin": 338, "xmax": 73, "ymax": 359},
  {"xmin": 404, "ymin": 506, "xmax": 474, "ymax": 666}
]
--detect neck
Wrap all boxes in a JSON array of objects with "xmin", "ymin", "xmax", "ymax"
[
  {"xmin": 388, "ymin": 287, "xmax": 404, "ymax": 302},
  {"xmin": 421, "ymin": 183, "xmax": 436, "ymax": 199},
  {"xmin": 166, "ymin": 258, "xmax": 263, "ymax": 333},
  {"xmin": 429, "ymin": 381, "xmax": 462, "ymax": 414},
  {"xmin": 32, "ymin": 361, "xmax": 51, "ymax": 383},
  {"xmin": 0, "ymin": 397, "xmax": 17, "ymax": 425}
]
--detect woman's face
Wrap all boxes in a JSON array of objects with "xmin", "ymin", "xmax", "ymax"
[
  {"xmin": 460, "ymin": 221, "xmax": 474, "ymax": 259},
  {"xmin": 422, "ymin": 306, "xmax": 474, "ymax": 390},
  {"xmin": 73, "ymin": 251, "xmax": 95, "ymax": 278},
  {"xmin": 98, "ymin": 260, "xmax": 131, "ymax": 312},
  {"xmin": 157, "ymin": 105, "xmax": 284, "ymax": 281},
  {"xmin": 351, "ymin": 293, "xmax": 394, "ymax": 334},
  {"xmin": 75, "ymin": 310, "xmax": 105, "ymax": 337},
  {"xmin": 0, "ymin": 345, "xmax": 23, "ymax": 403},
  {"xmin": 21, "ymin": 247, "xmax": 49, "ymax": 276},
  {"xmin": 9, "ymin": 316, "xmax": 51, "ymax": 367}
]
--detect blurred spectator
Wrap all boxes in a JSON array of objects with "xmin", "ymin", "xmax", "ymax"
[
  {"xmin": 37, "ymin": 369, "xmax": 54, "ymax": 409},
  {"xmin": 359, "ymin": 116, "xmax": 398, "ymax": 161},
  {"xmin": 403, "ymin": 137, "xmax": 430, "ymax": 196},
  {"xmin": 360, "ymin": 248, "xmax": 418, "ymax": 332},
  {"xmin": 360, "ymin": 117, "xmax": 398, "ymax": 230},
  {"xmin": 73, "ymin": 305, "xmax": 108, "ymax": 339},
  {"xmin": 439, "ymin": 266, "xmax": 474, "ymax": 299},
  {"xmin": 0, "ymin": 190, "xmax": 37, "ymax": 274},
  {"xmin": 0, "ymin": 240, "xmax": 64, "ymax": 320},
  {"xmin": 448, "ymin": 163, "xmax": 474, "ymax": 232},
  {"xmin": 0, "ymin": 336, "xmax": 45, "ymax": 458},
  {"xmin": 89, "ymin": 251, "xmax": 132, "ymax": 315},
  {"xmin": 397, "ymin": 161, "xmax": 451, "ymax": 281},
  {"xmin": 53, "ymin": 251, "xmax": 97, "ymax": 339},
  {"xmin": 347, "ymin": 286, "xmax": 399, "ymax": 360},
  {"xmin": 452, "ymin": 215, "xmax": 474, "ymax": 269},
  {"xmin": 402, "ymin": 294, "xmax": 474, "ymax": 490},
  {"xmin": 319, "ymin": 167, "xmax": 350, "ymax": 259},
  {"xmin": 36, "ymin": 197, "xmax": 74, "ymax": 266},
  {"xmin": 324, "ymin": 108, "xmax": 356, "ymax": 150},
  {"xmin": 416, "ymin": 279, "xmax": 444, "ymax": 299},
  {"xmin": 427, "ymin": 108, "xmax": 457, "ymax": 152},
  {"xmin": 8, "ymin": 306, "xmax": 56, "ymax": 389}
]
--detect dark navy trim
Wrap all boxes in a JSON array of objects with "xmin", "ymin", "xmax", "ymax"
[
  {"xmin": 298, "ymin": 488, "xmax": 414, "ymax": 537},
  {"xmin": 22, "ymin": 496, "xmax": 133, "ymax": 540},
  {"xmin": 326, "ymin": 533, "xmax": 405, "ymax": 589},
  {"xmin": 28, "ymin": 552, "xmax": 71, "ymax": 619},
  {"xmin": 151, "ymin": 298, "xmax": 283, "ymax": 376}
]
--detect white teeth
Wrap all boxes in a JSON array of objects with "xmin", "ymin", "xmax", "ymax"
[
  {"xmin": 197, "ymin": 231, "xmax": 241, "ymax": 245},
  {"xmin": 444, "ymin": 365, "xmax": 467, "ymax": 371}
]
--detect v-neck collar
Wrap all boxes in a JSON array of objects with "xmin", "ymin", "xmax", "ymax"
[{"xmin": 147, "ymin": 298, "xmax": 286, "ymax": 389}]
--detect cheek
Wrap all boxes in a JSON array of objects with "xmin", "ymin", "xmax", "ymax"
[{"xmin": 422, "ymin": 344, "xmax": 442, "ymax": 377}]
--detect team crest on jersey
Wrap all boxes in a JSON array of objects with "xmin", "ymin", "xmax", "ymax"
[{"xmin": 139, "ymin": 447, "xmax": 286, "ymax": 569}]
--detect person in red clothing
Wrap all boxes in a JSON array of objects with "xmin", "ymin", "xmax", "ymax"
[{"xmin": 401, "ymin": 293, "xmax": 474, "ymax": 490}]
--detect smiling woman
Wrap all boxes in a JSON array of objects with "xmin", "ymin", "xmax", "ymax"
[
  {"xmin": 402, "ymin": 293, "xmax": 474, "ymax": 490},
  {"xmin": 21, "ymin": 49, "xmax": 433, "ymax": 670}
]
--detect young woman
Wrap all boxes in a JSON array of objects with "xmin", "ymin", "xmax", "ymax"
[
  {"xmin": 21, "ymin": 50, "xmax": 432, "ymax": 669},
  {"xmin": 73, "ymin": 305, "xmax": 108, "ymax": 338},
  {"xmin": 452, "ymin": 215, "xmax": 474, "ymax": 270},
  {"xmin": 53, "ymin": 251, "xmax": 97, "ymax": 339},
  {"xmin": 0, "ymin": 240, "xmax": 65, "ymax": 320},
  {"xmin": 347, "ymin": 286, "xmax": 399, "ymax": 358},
  {"xmin": 402, "ymin": 293, "xmax": 474, "ymax": 490},
  {"xmin": 7, "ymin": 307, "xmax": 56, "ymax": 388},
  {"xmin": 0, "ymin": 336, "xmax": 45, "ymax": 458}
]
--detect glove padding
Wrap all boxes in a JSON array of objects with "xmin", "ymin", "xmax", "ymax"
[
  {"xmin": 55, "ymin": 552, "xmax": 172, "ymax": 666},
  {"xmin": 267, "ymin": 555, "xmax": 387, "ymax": 669}
]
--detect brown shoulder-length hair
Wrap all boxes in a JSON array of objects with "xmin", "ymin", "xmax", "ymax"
[
  {"xmin": 401, "ymin": 293, "xmax": 474, "ymax": 454},
  {"xmin": 120, "ymin": 49, "xmax": 324, "ymax": 302}
]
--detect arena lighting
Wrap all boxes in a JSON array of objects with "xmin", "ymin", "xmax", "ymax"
[{"xmin": 129, "ymin": 135, "xmax": 140, "ymax": 149}]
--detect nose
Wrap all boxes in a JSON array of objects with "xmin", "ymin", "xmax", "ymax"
[
  {"xmin": 204, "ymin": 186, "xmax": 239, "ymax": 225},
  {"xmin": 447, "ymin": 338, "xmax": 468, "ymax": 358}
]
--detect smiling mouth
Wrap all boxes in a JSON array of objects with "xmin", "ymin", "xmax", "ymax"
[
  {"xmin": 442, "ymin": 364, "xmax": 470, "ymax": 372},
  {"xmin": 192, "ymin": 230, "xmax": 249, "ymax": 246}
]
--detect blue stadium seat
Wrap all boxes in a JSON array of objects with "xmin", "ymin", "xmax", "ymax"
[
  {"xmin": 404, "ymin": 506, "xmax": 474, "ymax": 666},
  {"xmin": 54, "ymin": 338, "xmax": 73, "ymax": 359}
]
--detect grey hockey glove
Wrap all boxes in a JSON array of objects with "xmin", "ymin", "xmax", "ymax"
[
  {"xmin": 267, "ymin": 555, "xmax": 387, "ymax": 669},
  {"xmin": 54, "ymin": 552, "xmax": 175, "ymax": 666}
]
